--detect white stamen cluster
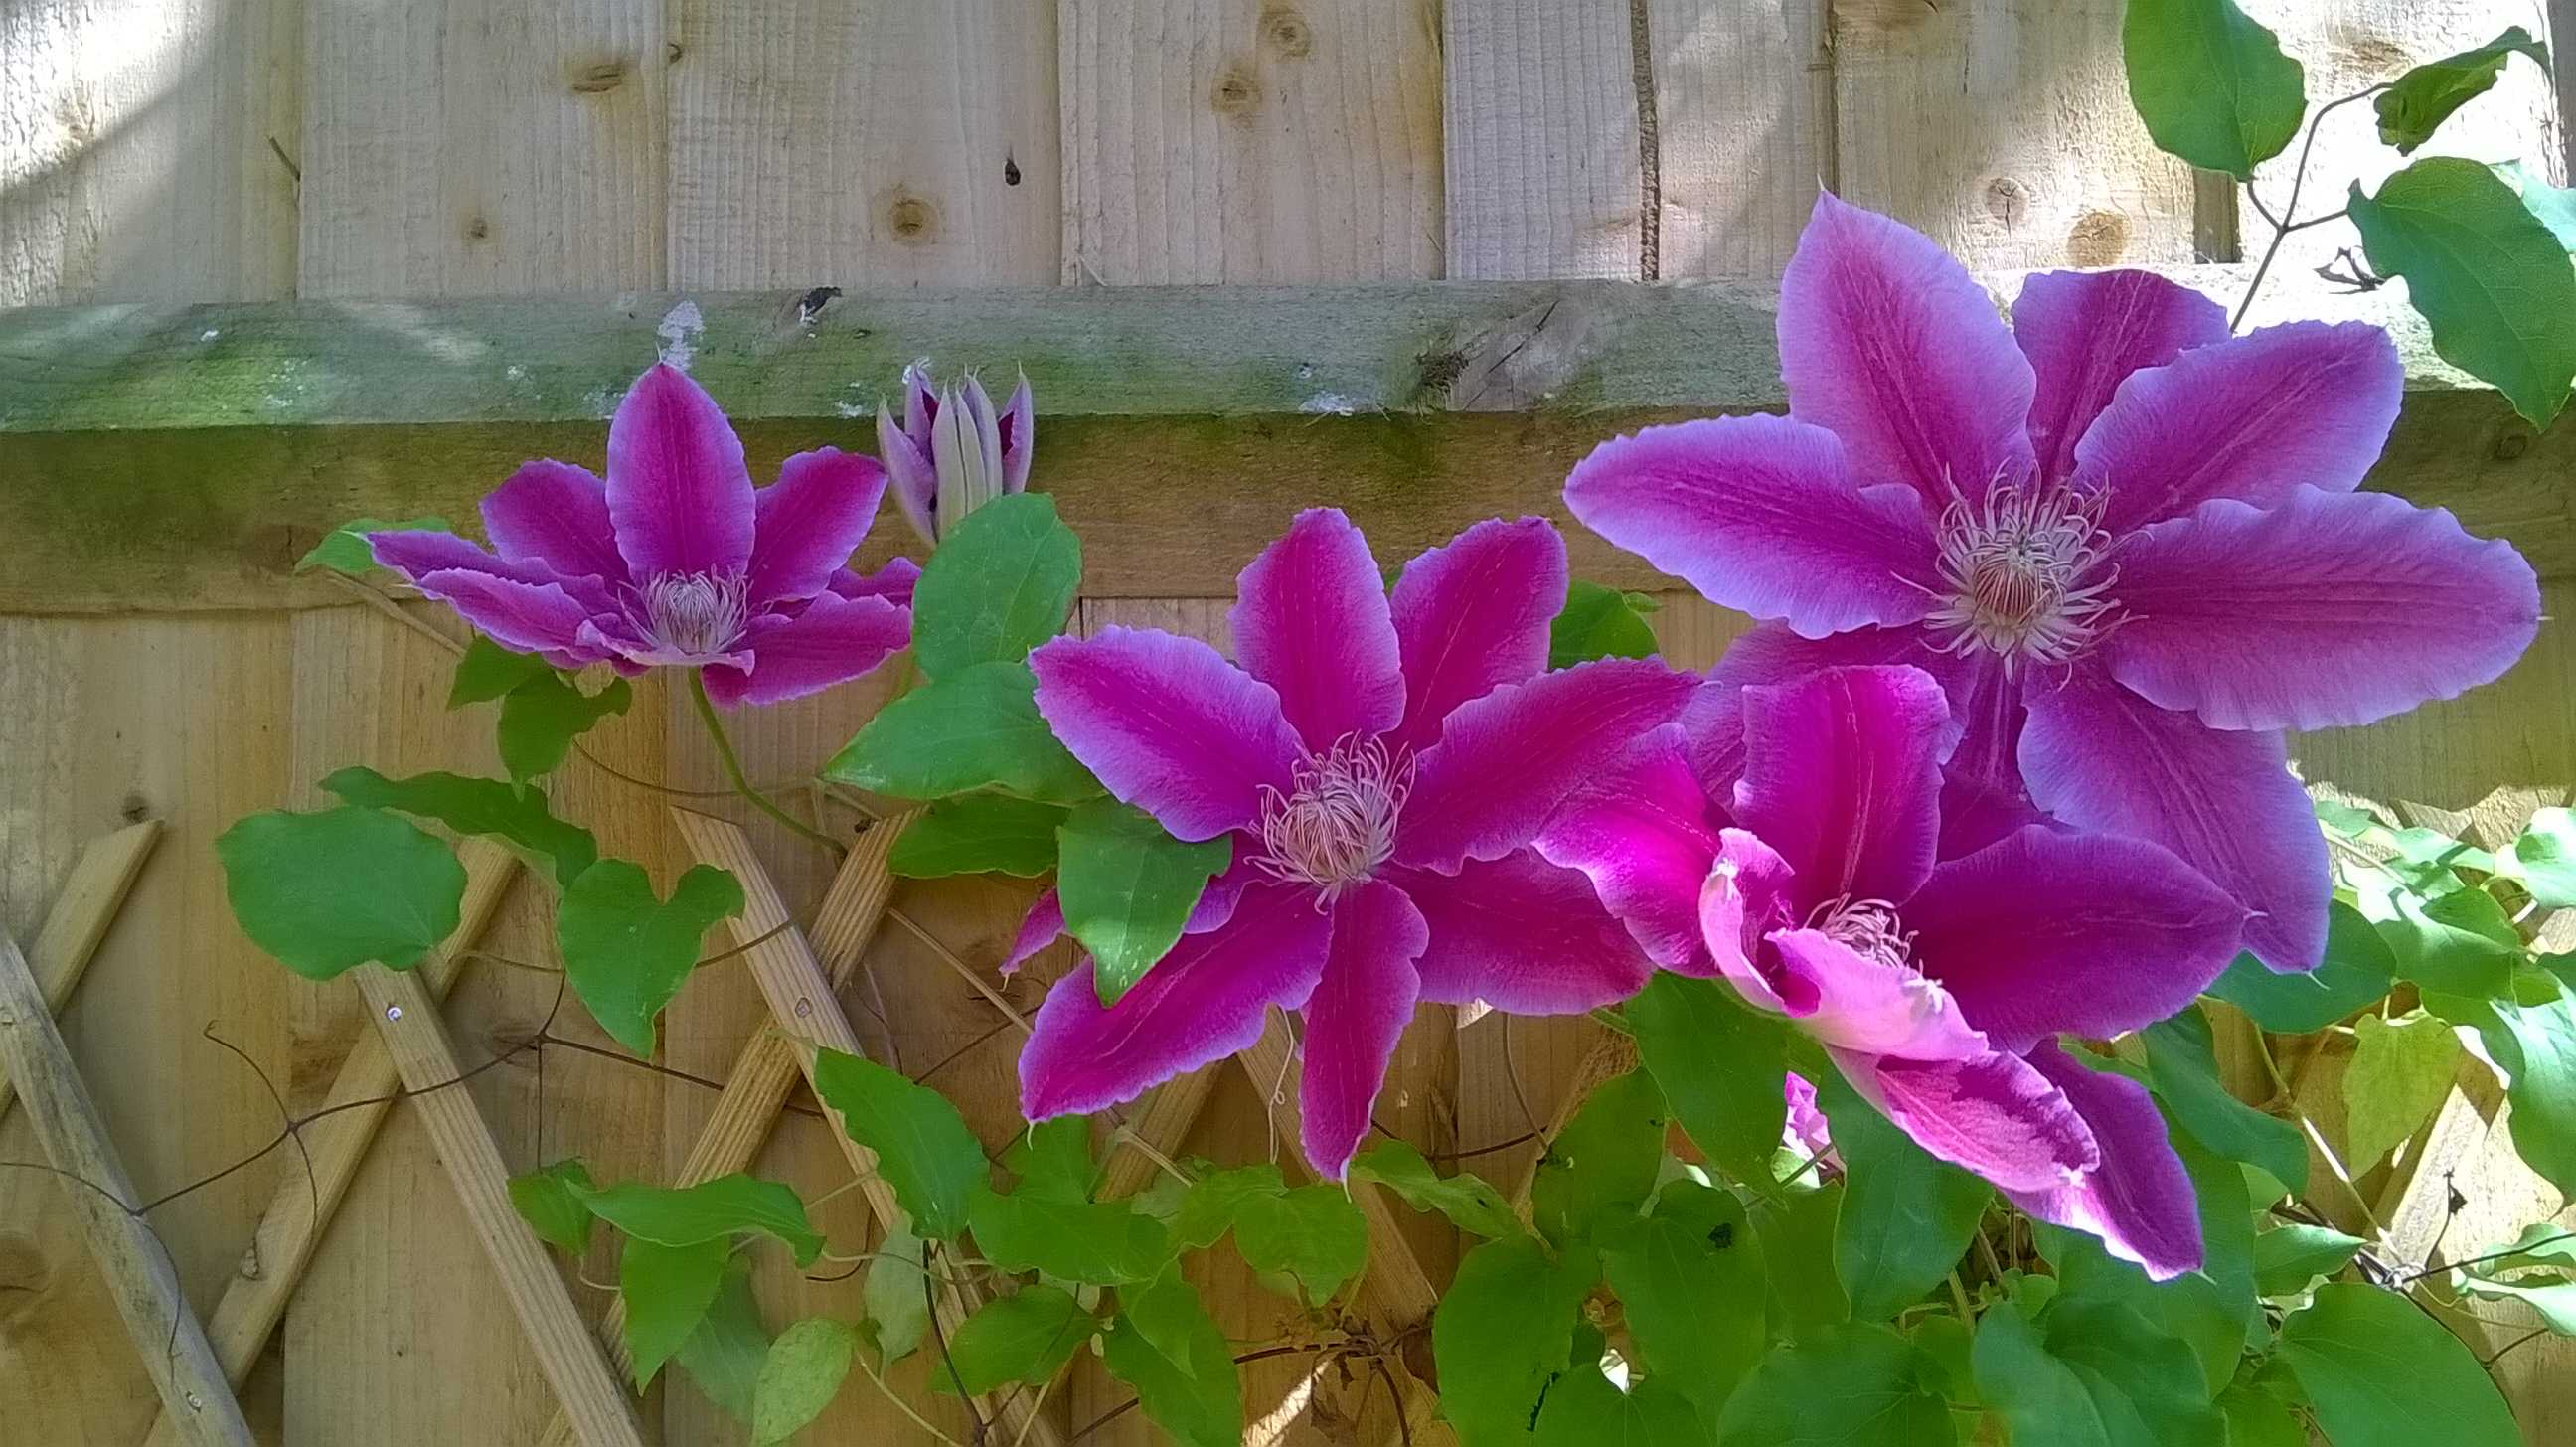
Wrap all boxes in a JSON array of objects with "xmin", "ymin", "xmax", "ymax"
[
  {"xmin": 1922, "ymin": 480, "xmax": 2122, "ymax": 672},
  {"xmin": 1809, "ymin": 895, "xmax": 1917, "ymax": 972},
  {"xmin": 642, "ymin": 570, "xmax": 749, "ymax": 657},
  {"xmin": 1254, "ymin": 735, "xmax": 1413, "ymax": 905}
]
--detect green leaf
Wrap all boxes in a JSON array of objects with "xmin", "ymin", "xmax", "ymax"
[
  {"xmin": 1600, "ymin": 1180, "xmax": 1767, "ymax": 1422},
  {"xmin": 448, "ymin": 635, "xmax": 555, "ymax": 706},
  {"xmin": 1432, "ymin": 1234, "xmax": 1599, "ymax": 1444},
  {"xmin": 1717, "ymin": 1323, "xmax": 1955, "ymax": 1446},
  {"xmin": 217, "ymin": 806, "xmax": 466, "ymax": 980},
  {"xmin": 1817, "ymin": 1071, "xmax": 1991, "ymax": 1322},
  {"xmin": 496, "ymin": 669, "xmax": 632, "ymax": 783},
  {"xmin": 508, "ymin": 1159, "xmax": 599, "ymax": 1256},
  {"xmin": 2465, "ymin": 988, "xmax": 2576, "ymax": 1198},
  {"xmin": 320, "ymin": 765, "xmax": 598, "ymax": 888},
  {"xmin": 889, "ymin": 795, "xmax": 1069, "ymax": 879},
  {"xmin": 573, "ymin": 1173, "xmax": 824, "ymax": 1267},
  {"xmin": 2368, "ymin": 882, "xmax": 2522, "ymax": 997},
  {"xmin": 1532, "ymin": 1367, "xmax": 1703, "ymax": 1445},
  {"xmin": 1549, "ymin": 580, "xmax": 1660, "ymax": 667},
  {"xmin": 1909, "ymin": 1314, "xmax": 1975, "ymax": 1404},
  {"xmin": 676, "ymin": 1259, "xmax": 769, "ymax": 1424},
  {"xmin": 2217, "ymin": 1384, "xmax": 2307, "ymax": 1447},
  {"xmin": 2459, "ymin": 1261, "xmax": 2576, "ymax": 1335},
  {"xmin": 1750, "ymin": 1182, "xmax": 1849, "ymax": 1338},
  {"xmin": 622, "ymin": 1236, "xmax": 731, "ymax": 1390},
  {"xmin": 967, "ymin": 1182, "xmax": 1169, "ymax": 1285},
  {"xmin": 2043, "ymin": 1296, "xmax": 2225, "ymax": 1442},
  {"xmin": 1101, "ymin": 1271, "xmax": 1242, "ymax": 1447},
  {"xmin": 809, "ymin": 1047, "xmax": 987, "ymax": 1239},
  {"xmin": 555, "ymin": 859, "xmax": 745, "ymax": 1056},
  {"xmin": 823, "ymin": 660, "xmax": 1099, "ymax": 802},
  {"xmin": 2374, "ymin": 27, "xmax": 2549, "ymax": 154},
  {"xmin": 1972, "ymin": 1285, "xmax": 2114, "ymax": 1447},
  {"xmin": 1530, "ymin": 1068, "xmax": 1669, "ymax": 1246},
  {"xmin": 1056, "ymin": 800, "xmax": 1230, "ymax": 1004},
  {"xmin": 2207, "ymin": 903, "xmax": 2395, "ymax": 1032},
  {"xmin": 2121, "ymin": 0, "xmax": 2306, "ymax": 179},
  {"xmin": 1233, "ymin": 1184, "xmax": 1368, "ymax": 1303},
  {"xmin": 2344, "ymin": 1012, "xmax": 2465, "ymax": 1172},
  {"xmin": 1169, "ymin": 1163, "xmax": 1286, "ymax": 1251},
  {"xmin": 935, "ymin": 1285, "xmax": 1096, "ymax": 1396},
  {"xmin": 2496, "ymin": 160, "xmax": 2576, "ymax": 251},
  {"xmin": 2254, "ymin": 1224, "xmax": 2367, "ymax": 1296},
  {"xmin": 2350, "ymin": 157, "xmax": 2576, "ymax": 427},
  {"xmin": 2275, "ymin": 1283, "xmax": 2522, "ymax": 1447},
  {"xmin": 909, "ymin": 493, "xmax": 1082, "ymax": 678},
  {"xmin": 296, "ymin": 516, "xmax": 449, "ymax": 576},
  {"xmin": 751, "ymin": 1317, "xmax": 861, "ymax": 1446},
  {"xmin": 1628, "ymin": 972, "xmax": 1791, "ymax": 1190},
  {"xmin": 1350, "ymin": 1141, "xmax": 1524, "ymax": 1239},
  {"xmin": 2140, "ymin": 1005, "xmax": 2308, "ymax": 1193},
  {"xmin": 861, "ymin": 1227, "xmax": 930, "ymax": 1366},
  {"xmin": 1003, "ymin": 1116, "xmax": 1101, "ymax": 1203},
  {"xmin": 2502, "ymin": 807, "xmax": 2576, "ymax": 907}
]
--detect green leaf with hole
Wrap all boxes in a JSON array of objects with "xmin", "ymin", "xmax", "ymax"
[
  {"xmin": 1233, "ymin": 1184, "xmax": 1368, "ymax": 1304},
  {"xmin": 934, "ymin": 1285, "xmax": 1095, "ymax": 1396},
  {"xmin": 622, "ymin": 1236, "xmax": 731, "ymax": 1390},
  {"xmin": 676, "ymin": 1259, "xmax": 768, "ymax": 1424},
  {"xmin": 1531, "ymin": 1067, "xmax": 1670, "ymax": 1247},
  {"xmin": 447, "ymin": 635, "xmax": 554, "ymax": 707},
  {"xmin": 2208, "ymin": 902, "xmax": 2395, "ymax": 1032},
  {"xmin": 2345, "ymin": 1012, "xmax": 2465, "ymax": 1172},
  {"xmin": 2140, "ymin": 1004, "xmax": 2308, "ymax": 1192},
  {"xmin": 1718, "ymin": 1323, "xmax": 1956, "ymax": 1445},
  {"xmin": 508, "ymin": 1159, "xmax": 598, "ymax": 1256},
  {"xmin": 321, "ymin": 765, "xmax": 598, "ymax": 887},
  {"xmin": 910, "ymin": 492, "xmax": 1081, "ymax": 679},
  {"xmin": 967, "ymin": 1181, "xmax": 1169, "ymax": 1285},
  {"xmin": 1600, "ymin": 1180, "xmax": 1767, "ymax": 1425},
  {"xmin": 889, "ymin": 795, "xmax": 1068, "ymax": 879},
  {"xmin": 497, "ymin": 669, "xmax": 633, "ymax": 783},
  {"xmin": 573, "ymin": 1173, "xmax": 823, "ymax": 1267},
  {"xmin": 751, "ymin": 1317, "xmax": 861, "ymax": 1446},
  {"xmin": 2503, "ymin": 807, "xmax": 2576, "ymax": 907},
  {"xmin": 862, "ymin": 1226, "xmax": 929, "ymax": 1366},
  {"xmin": 1101, "ymin": 1271, "xmax": 1241, "ymax": 1447},
  {"xmin": 2351, "ymin": 157, "xmax": 2576, "ymax": 427},
  {"xmin": 823, "ymin": 660, "xmax": 1099, "ymax": 802},
  {"xmin": 1549, "ymin": 579, "xmax": 1660, "ymax": 667},
  {"xmin": 2254, "ymin": 1223, "xmax": 2366, "ymax": 1296},
  {"xmin": 296, "ymin": 516, "xmax": 450, "ymax": 576},
  {"xmin": 809, "ymin": 1048, "xmax": 987, "ymax": 1240},
  {"xmin": 2375, "ymin": 28, "xmax": 2549, "ymax": 154},
  {"xmin": 217, "ymin": 806, "xmax": 465, "ymax": 980},
  {"xmin": 555, "ymin": 859, "xmax": 744, "ymax": 1056},
  {"xmin": 1350, "ymin": 1141, "xmax": 1524, "ymax": 1239},
  {"xmin": 2276, "ymin": 1283, "xmax": 2522, "ymax": 1446},
  {"xmin": 1433, "ymin": 1234, "xmax": 1601, "ymax": 1444},
  {"xmin": 1056, "ymin": 800, "xmax": 1231, "ymax": 1004},
  {"xmin": 1628, "ymin": 971, "xmax": 1791, "ymax": 1190},
  {"xmin": 2121, "ymin": 0, "xmax": 2306, "ymax": 179},
  {"xmin": 1818, "ymin": 1070, "xmax": 1992, "ymax": 1322}
]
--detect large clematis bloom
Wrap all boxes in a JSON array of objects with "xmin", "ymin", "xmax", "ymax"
[
  {"xmin": 1017, "ymin": 508, "xmax": 1693, "ymax": 1178},
  {"xmin": 1563, "ymin": 192, "xmax": 2540, "ymax": 972},
  {"xmin": 1539, "ymin": 664, "xmax": 2246, "ymax": 1277},
  {"xmin": 369, "ymin": 364, "xmax": 914, "ymax": 708}
]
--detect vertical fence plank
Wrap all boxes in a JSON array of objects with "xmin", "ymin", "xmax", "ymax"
[
  {"xmin": 1442, "ymin": 0, "xmax": 1641, "ymax": 278},
  {"xmin": 1647, "ymin": 0, "xmax": 1833, "ymax": 279}
]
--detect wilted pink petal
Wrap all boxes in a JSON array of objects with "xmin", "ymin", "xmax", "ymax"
[
  {"xmin": 1699, "ymin": 828, "xmax": 1800, "ymax": 1000},
  {"xmin": 1533, "ymin": 725, "xmax": 1722, "ymax": 969},
  {"xmin": 2003, "ymin": 1044, "xmax": 2202, "ymax": 1281},
  {"xmin": 604, "ymin": 363, "xmax": 756, "ymax": 581},
  {"xmin": 1001, "ymin": 889, "xmax": 1063, "ymax": 976},
  {"xmin": 481, "ymin": 459, "xmax": 626, "ymax": 583},
  {"xmin": 1385, "ymin": 517, "xmax": 1566, "ymax": 753},
  {"xmin": 747, "ymin": 449, "xmax": 889, "ymax": 606},
  {"xmin": 1782, "ymin": 1073, "xmax": 1835, "ymax": 1161},
  {"xmin": 1838, "ymin": 1048, "xmax": 2099, "ymax": 1195},
  {"xmin": 1396, "ymin": 851, "xmax": 1653, "ymax": 1013},
  {"xmin": 1030, "ymin": 627, "xmax": 1301, "ymax": 842},
  {"xmin": 1298, "ymin": 880, "xmax": 1428, "ymax": 1180},
  {"xmin": 701, "ymin": 591, "xmax": 909, "ymax": 708},
  {"xmin": 1770, "ymin": 928, "xmax": 1985, "ymax": 1062},
  {"xmin": 877, "ymin": 397, "xmax": 937, "ymax": 548},
  {"xmin": 1230, "ymin": 508, "xmax": 1405, "ymax": 751},
  {"xmin": 2012, "ymin": 269, "xmax": 2227, "ymax": 484},
  {"xmin": 1733, "ymin": 664, "xmax": 1952, "ymax": 907}
]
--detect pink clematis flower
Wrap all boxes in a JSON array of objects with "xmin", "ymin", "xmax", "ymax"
[
  {"xmin": 369, "ymin": 365, "xmax": 914, "ymax": 707},
  {"xmin": 877, "ymin": 360, "xmax": 1035, "ymax": 547},
  {"xmin": 1015, "ymin": 508, "xmax": 1694, "ymax": 1178},
  {"xmin": 1563, "ymin": 193, "xmax": 2540, "ymax": 973},
  {"xmin": 1539, "ymin": 664, "xmax": 2247, "ymax": 1277}
]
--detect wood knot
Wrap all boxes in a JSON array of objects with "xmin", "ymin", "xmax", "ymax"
[
  {"xmin": 119, "ymin": 792, "xmax": 149, "ymax": 824},
  {"xmin": 567, "ymin": 59, "xmax": 628, "ymax": 94},
  {"xmin": 2065, "ymin": 209, "xmax": 2129, "ymax": 267},
  {"xmin": 0, "ymin": 1233, "xmax": 51, "ymax": 1328},
  {"xmin": 1261, "ymin": 7, "xmax": 1314, "ymax": 58},
  {"xmin": 1984, "ymin": 177, "xmax": 2031, "ymax": 229},
  {"xmin": 464, "ymin": 216, "xmax": 491, "ymax": 241},
  {"xmin": 2494, "ymin": 423, "xmax": 2534, "ymax": 461},
  {"xmin": 1211, "ymin": 61, "xmax": 1262, "ymax": 116},
  {"xmin": 886, "ymin": 193, "xmax": 938, "ymax": 243}
]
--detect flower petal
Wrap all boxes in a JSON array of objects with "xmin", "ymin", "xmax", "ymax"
[
  {"xmin": 747, "ymin": 448, "xmax": 889, "ymax": 607},
  {"xmin": 2003, "ymin": 1044, "xmax": 2202, "ymax": 1280},
  {"xmin": 878, "ymin": 400, "xmax": 938, "ymax": 547},
  {"xmin": 1395, "ymin": 851, "xmax": 1655, "ymax": 1014},
  {"xmin": 999, "ymin": 373, "xmax": 1035, "ymax": 494},
  {"xmin": 2012, "ymin": 269, "xmax": 2228, "ymax": 484},
  {"xmin": 1029, "ymin": 627, "xmax": 1302, "ymax": 842},
  {"xmin": 1836, "ymin": 1047, "xmax": 2099, "ymax": 1195},
  {"xmin": 1394, "ymin": 657, "xmax": 1696, "ymax": 871},
  {"xmin": 604, "ymin": 363, "xmax": 756, "ymax": 581},
  {"xmin": 1771, "ymin": 928, "xmax": 1986, "ymax": 1061},
  {"xmin": 1532, "ymin": 724, "xmax": 1723, "ymax": 970},
  {"xmin": 1732, "ymin": 664, "xmax": 1952, "ymax": 908},
  {"xmin": 2076, "ymin": 321, "xmax": 2402, "ymax": 535},
  {"xmin": 1780, "ymin": 192, "xmax": 2037, "ymax": 505},
  {"xmin": 1002, "ymin": 858, "xmax": 1253, "ymax": 977},
  {"xmin": 1019, "ymin": 884, "xmax": 1333, "ymax": 1121},
  {"xmin": 406, "ymin": 568, "xmax": 613, "ymax": 661},
  {"xmin": 2019, "ymin": 668, "xmax": 2326, "ymax": 972},
  {"xmin": 1904, "ymin": 824, "xmax": 2246, "ymax": 1051},
  {"xmin": 1701, "ymin": 828, "xmax": 1801, "ymax": 1002},
  {"xmin": 1385, "ymin": 517, "xmax": 1568, "ymax": 753},
  {"xmin": 1298, "ymin": 879, "xmax": 1429, "ymax": 1180},
  {"xmin": 1001, "ymin": 888, "xmax": 1064, "ymax": 976},
  {"xmin": 700, "ymin": 591, "xmax": 910, "ymax": 708},
  {"xmin": 480, "ymin": 459, "xmax": 627, "ymax": 583},
  {"xmin": 2105, "ymin": 486, "xmax": 2540, "ymax": 731},
  {"xmin": 1228, "ymin": 508, "xmax": 1405, "ymax": 751},
  {"xmin": 829, "ymin": 557, "xmax": 922, "ymax": 609},
  {"xmin": 1563, "ymin": 416, "xmax": 1940, "ymax": 637}
]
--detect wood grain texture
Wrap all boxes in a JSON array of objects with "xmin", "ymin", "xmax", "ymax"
[
  {"xmin": 0, "ymin": 819, "xmax": 161, "ymax": 1125},
  {"xmin": 1648, "ymin": 0, "xmax": 1832, "ymax": 280},
  {"xmin": 1443, "ymin": 0, "xmax": 1641, "ymax": 278}
]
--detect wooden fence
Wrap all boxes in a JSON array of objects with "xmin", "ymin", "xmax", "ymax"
[{"xmin": 0, "ymin": 0, "xmax": 2570, "ymax": 1441}]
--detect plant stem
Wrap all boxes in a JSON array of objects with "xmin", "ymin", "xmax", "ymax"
[
  {"xmin": 2233, "ymin": 83, "xmax": 2391, "ymax": 331},
  {"xmin": 687, "ymin": 669, "xmax": 846, "ymax": 855},
  {"xmin": 853, "ymin": 1346, "xmax": 966, "ymax": 1447}
]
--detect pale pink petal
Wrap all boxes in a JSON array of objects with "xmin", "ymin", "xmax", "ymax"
[
  {"xmin": 1029, "ymin": 628, "xmax": 1302, "ymax": 842},
  {"xmin": 1732, "ymin": 664, "xmax": 1952, "ymax": 907},
  {"xmin": 700, "ymin": 591, "xmax": 909, "ymax": 708},
  {"xmin": 829, "ymin": 557, "xmax": 921, "ymax": 609},
  {"xmin": 1395, "ymin": 851, "xmax": 1655, "ymax": 1014},
  {"xmin": 878, "ymin": 400, "xmax": 938, "ymax": 546},
  {"xmin": 2076, "ymin": 321, "xmax": 2402, "ymax": 535},
  {"xmin": 1001, "ymin": 889, "xmax": 1063, "ymax": 975},
  {"xmin": 1393, "ymin": 657, "xmax": 1696, "ymax": 871},
  {"xmin": 2003, "ymin": 1044, "xmax": 2202, "ymax": 1280},
  {"xmin": 1563, "ymin": 416, "xmax": 1940, "ymax": 638},
  {"xmin": 1903, "ymin": 824, "xmax": 2246, "ymax": 1052},
  {"xmin": 604, "ymin": 363, "xmax": 756, "ymax": 581},
  {"xmin": 1836, "ymin": 1047, "xmax": 2099, "ymax": 1195},
  {"xmin": 2106, "ymin": 486, "xmax": 2540, "ymax": 731},
  {"xmin": 1532, "ymin": 724, "xmax": 1722, "ymax": 969},
  {"xmin": 1701, "ymin": 829, "xmax": 1801, "ymax": 1002},
  {"xmin": 1385, "ymin": 517, "xmax": 1568, "ymax": 753},
  {"xmin": 1228, "ymin": 508, "xmax": 1404, "ymax": 751},
  {"xmin": 1298, "ymin": 880, "xmax": 1428, "ymax": 1180},
  {"xmin": 1783, "ymin": 1073, "xmax": 1835, "ymax": 1160},
  {"xmin": 1780, "ymin": 192, "xmax": 2037, "ymax": 506},
  {"xmin": 1771, "ymin": 928, "xmax": 1986, "ymax": 1062},
  {"xmin": 2019, "ymin": 668, "xmax": 2325, "ymax": 972},
  {"xmin": 746, "ymin": 448, "xmax": 889, "ymax": 607},
  {"xmin": 481, "ymin": 459, "xmax": 627, "ymax": 584},
  {"xmin": 2012, "ymin": 270, "xmax": 2228, "ymax": 484},
  {"xmin": 1020, "ymin": 884, "xmax": 1333, "ymax": 1121}
]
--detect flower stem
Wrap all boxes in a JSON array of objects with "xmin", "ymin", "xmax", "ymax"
[
  {"xmin": 2232, "ymin": 82, "xmax": 2390, "ymax": 331},
  {"xmin": 687, "ymin": 669, "xmax": 846, "ymax": 856}
]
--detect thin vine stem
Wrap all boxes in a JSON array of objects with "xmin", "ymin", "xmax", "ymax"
[
  {"xmin": 687, "ymin": 668, "xmax": 847, "ymax": 855},
  {"xmin": 852, "ymin": 1345, "xmax": 967, "ymax": 1447},
  {"xmin": 2233, "ymin": 83, "xmax": 2391, "ymax": 330}
]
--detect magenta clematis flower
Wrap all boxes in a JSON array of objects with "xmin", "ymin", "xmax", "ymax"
[
  {"xmin": 1563, "ymin": 193, "xmax": 2540, "ymax": 972},
  {"xmin": 368, "ymin": 365, "xmax": 914, "ymax": 707},
  {"xmin": 878, "ymin": 359, "xmax": 1035, "ymax": 547},
  {"xmin": 1014, "ymin": 509, "xmax": 1694, "ymax": 1179},
  {"xmin": 1781, "ymin": 1072, "xmax": 1835, "ymax": 1167},
  {"xmin": 1539, "ymin": 664, "xmax": 2246, "ymax": 1277}
]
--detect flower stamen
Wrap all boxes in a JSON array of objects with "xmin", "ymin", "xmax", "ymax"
[
  {"xmin": 641, "ymin": 570, "xmax": 749, "ymax": 657},
  {"xmin": 1254, "ymin": 735, "xmax": 1412, "ymax": 905},
  {"xmin": 1922, "ymin": 479, "xmax": 2122, "ymax": 673}
]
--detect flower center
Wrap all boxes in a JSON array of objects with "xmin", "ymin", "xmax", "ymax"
[
  {"xmin": 642, "ymin": 570, "xmax": 748, "ymax": 657},
  {"xmin": 1923, "ymin": 481, "xmax": 2121, "ymax": 672},
  {"xmin": 1811, "ymin": 895, "xmax": 1916, "ymax": 972},
  {"xmin": 1254, "ymin": 736, "xmax": 1412, "ymax": 904}
]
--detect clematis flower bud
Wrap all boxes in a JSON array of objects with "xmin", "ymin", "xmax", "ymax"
[{"xmin": 878, "ymin": 360, "xmax": 1035, "ymax": 547}]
